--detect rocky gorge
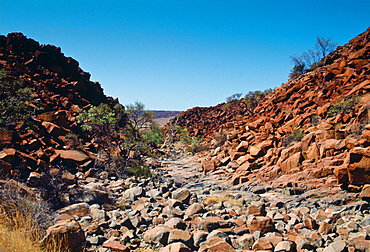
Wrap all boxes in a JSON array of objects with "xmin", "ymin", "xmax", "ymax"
[{"xmin": 0, "ymin": 27, "xmax": 370, "ymax": 252}]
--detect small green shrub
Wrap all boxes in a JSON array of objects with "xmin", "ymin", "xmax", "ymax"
[
  {"xmin": 177, "ymin": 127, "xmax": 204, "ymax": 153},
  {"xmin": 290, "ymin": 128, "xmax": 306, "ymax": 141},
  {"xmin": 186, "ymin": 137, "xmax": 204, "ymax": 154},
  {"xmin": 143, "ymin": 123, "xmax": 164, "ymax": 147},
  {"xmin": 222, "ymin": 102, "xmax": 232, "ymax": 110},
  {"xmin": 244, "ymin": 89, "xmax": 273, "ymax": 113},
  {"xmin": 327, "ymin": 96, "xmax": 360, "ymax": 118},
  {"xmin": 127, "ymin": 166, "xmax": 152, "ymax": 178}
]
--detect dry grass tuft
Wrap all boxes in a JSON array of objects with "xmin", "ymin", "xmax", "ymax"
[{"xmin": 0, "ymin": 180, "xmax": 59, "ymax": 252}]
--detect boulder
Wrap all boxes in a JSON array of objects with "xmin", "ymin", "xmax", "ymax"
[
  {"xmin": 359, "ymin": 184, "xmax": 370, "ymax": 201},
  {"xmin": 0, "ymin": 130, "xmax": 12, "ymax": 145},
  {"xmin": 281, "ymin": 152, "xmax": 303, "ymax": 173},
  {"xmin": 102, "ymin": 241, "xmax": 129, "ymax": 252},
  {"xmin": 202, "ymin": 160, "xmax": 216, "ymax": 175},
  {"xmin": 252, "ymin": 237, "xmax": 274, "ymax": 250},
  {"xmin": 54, "ymin": 149, "xmax": 90, "ymax": 162},
  {"xmin": 247, "ymin": 216, "xmax": 275, "ymax": 234},
  {"xmin": 199, "ymin": 237, "xmax": 235, "ymax": 252},
  {"xmin": 57, "ymin": 202, "xmax": 90, "ymax": 217},
  {"xmin": 42, "ymin": 219, "xmax": 85, "ymax": 252},
  {"xmin": 167, "ymin": 229, "xmax": 192, "ymax": 245},
  {"xmin": 199, "ymin": 216, "xmax": 231, "ymax": 232},
  {"xmin": 143, "ymin": 226, "xmax": 171, "ymax": 245},
  {"xmin": 69, "ymin": 187, "xmax": 111, "ymax": 205},
  {"xmin": 160, "ymin": 242, "xmax": 192, "ymax": 252},
  {"xmin": 274, "ymin": 240, "xmax": 296, "ymax": 252},
  {"xmin": 0, "ymin": 159, "xmax": 12, "ymax": 175},
  {"xmin": 172, "ymin": 188, "xmax": 191, "ymax": 204},
  {"xmin": 185, "ymin": 202, "xmax": 205, "ymax": 217},
  {"xmin": 347, "ymin": 148, "xmax": 370, "ymax": 185}
]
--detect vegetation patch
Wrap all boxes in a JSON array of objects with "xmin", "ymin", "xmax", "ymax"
[
  {"xmin": 127, "ymin": 166, "xmax": 153, "ymax": 178},
  {"xmin": 179, "ymin": 127, "xmax": 204, "ymax": 154},
  {"xmin": 283, "ymin": 128, "xmax": 306, "ymax": 146},
  {"xmin": 0, "ymin": 69, "xmax": 40, "ymax": 131},
  {"xmin": 327, "ymin": 96, "xmax": 361, "ymax": 118},
  {"xmin": 289, "ymin": 37, "xmax": 337, "ymax": 78}
]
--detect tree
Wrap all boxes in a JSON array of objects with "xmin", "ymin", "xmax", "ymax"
[
  {"xmin": 125, "ymin": 101, "xmax": 155, "ymax": 140},
  {"xmin": 226, "ymin": 93, "xmax": 243, "ymax": 102},
  {"xmin": 76, "ymin": 103, "xmax": 121, "ymax": 170},
  {"xmin": 315, "ymin": 36, "xmax": 337, "ymax": 58},
  {"xmin": 120, "ymin": 101, "xmax": 156, "ymax": 158},
  {"xmin": 289, "ymin": 36, "xmax": 337, "ymax": 78},
  {"xmin": 0, "ymin": 69, "xmax": 39, "ymax": 130},
  {"xmin": 76, "ymin": 100, "xmax": 158, "ymax": 176},
  {"xmin": 289, "ymin": 56, "xmax": 306, "ymax": 78}
]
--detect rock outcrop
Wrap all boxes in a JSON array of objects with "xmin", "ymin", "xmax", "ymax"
[{"xmin": 0, "ymin": 32, "xmax": 123, "ymax": 185}]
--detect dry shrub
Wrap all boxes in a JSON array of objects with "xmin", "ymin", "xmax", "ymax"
[{"xmin": 0, "ymin": 180, "xmax": 59, "ymax": 252}]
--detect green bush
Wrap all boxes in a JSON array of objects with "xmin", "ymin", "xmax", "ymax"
[
  {"xmin": 177, "ymin": 127, "xmax": 204, "ymax": 154},
  {"xmin": 0, "ymin": 69, "xmax": 39, "ymax": 130},
  {"xmin": 179, "ymin": 127, "xmax": 192, "ymax": 145},
  {"xmin": 143, "ymin": 123, "xmax": 164, "ymax": 147},
  {"xmin": 76, "ymin": 103, "xmax": 118, "ymax": 132},
  {"xmin": 186, "ymin": 137, "xmax": 204, "ymax": 154},
  {"xmin": 77, "ymin": 101, "xmax": 161, "ymax": 177}
]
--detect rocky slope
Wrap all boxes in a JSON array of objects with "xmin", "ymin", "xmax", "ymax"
[
  {"xmin": 171, "ymin": 27, "xmax": 370, "ymax": 191},
  {"xmin": 0, "ymin": 33, "xmax": 122, "ymax": 189}
]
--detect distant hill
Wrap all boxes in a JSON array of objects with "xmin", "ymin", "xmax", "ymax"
[
  {"xmin": 153, "ymin": 110, "xmax": 182, "ymax": 119},
  {"xmin": 152, "ymin": 110, "xmax": 182, "ymax": 127}
]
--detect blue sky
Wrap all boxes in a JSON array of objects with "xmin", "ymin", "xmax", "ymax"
[{"xmin": 1, "ymin": 1, "xmax": 369, "ymax": 110}]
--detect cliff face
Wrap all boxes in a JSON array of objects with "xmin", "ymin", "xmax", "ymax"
[
  {"xmin": 0, "ymin": 33, "xmax": 121, "ymax": 181},
  {"xmin": 172, "ymin": 27, "xmax": 370, "ymax": 189}
]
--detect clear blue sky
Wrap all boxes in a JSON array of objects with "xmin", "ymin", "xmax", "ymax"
[{"xmin": 1, "ymin": 1, "xmax": 369, "ymax": 111}]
